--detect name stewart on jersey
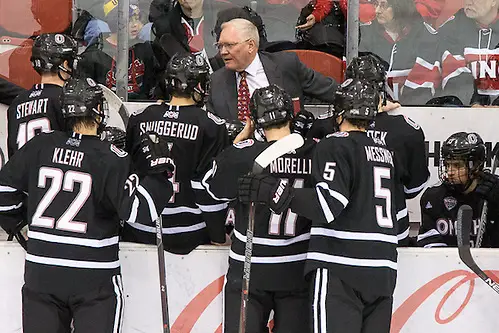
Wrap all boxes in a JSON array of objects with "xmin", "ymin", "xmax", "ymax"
[
  {"xmin": 365, "ymin": 146, "xmax": 394, "ymax": 166},
  {"xmin": 16, "ymin": 98, "xmax": 49, "ymax": 119},
  {"xmin": 52, "ymin": 148, "xmax": 85, "ymax": 168},
  {"xmin": 139, "ymin": 120, "xmax": 199, "ymax": 140},
  {"xmin": 270, "ymin": 157, "xmax": 312, "ymax": 175}
]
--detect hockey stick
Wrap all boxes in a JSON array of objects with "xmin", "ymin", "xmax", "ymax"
[
  {"xmin": 476, "ymin": 151, "xmax": 499, "ymax": 248},
  {"xmin": 239, "ymin": 133, "xmax": 305, "ymax": 333},
  {"xmin": 457, "ymin": 205, "xmax": 499, "ymax": 294},
  {"xmin": 155, "ymin": 214, "xmax": 170, "ymax": 333}
]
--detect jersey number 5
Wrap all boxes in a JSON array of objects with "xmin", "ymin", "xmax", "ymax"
[
  {"xmin": 374, "ymin": 167, "xmax": 393, "ymax": 228},
  {"xmin": 31, "ymin": 167, "xmax": 92, "ymax": 233}
]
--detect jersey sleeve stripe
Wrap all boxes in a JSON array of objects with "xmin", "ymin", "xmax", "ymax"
[
  {"xmin": 234, "ymin": 229, "xmax": 310, "ymax": 246},
  {"xmin": 0, "ymin": 185, "xmax": 18, "ymax": 192},
  {"xmin": 404, "ymin": 177, "xmax": 429, "ymax": 194},
  {"xmin": 397, "ymin": 226, "xmax": 410, "ymax": 241},
  {"xmin": 423, "ymin": 243, "xmax": 448, "ymax": 248},
  {"xmin": 0, "ymin": 202, "xmax": 23, "ymax": 211},
  {"xmin": 316, "ymin": 187, "xmax": 335, "ymax": 223},
  {"xmin": 125, "ymin": 197, "xmax": 139, "ymax": 224},
  {"xmin": 316, "ymin": 182, "xmax": 349, "ymax": 207},
  {"xmin": 28, "ymin": 230, "xmax": 119, "ymax": 248},
  {"xmin": 190, "ymin": 181, "xmax": 204, "ymax": 190},
  {"xmin": 307, "ymin": 251, "xmax": 397, "ymax": 270},
  {"xmin": 417, "ymin": 228, "xmax": 440, "ymax": 241},
  {"xmin": 311, "ymin": 227, "xmax": 399, "ymax": 244},
  {"xmin": 137, "ymin": 185, "xmax": 159, "ymax": 222},
  {"xmin": 196, "ymin": 202, "xmax": 228, "ymax": 212},
  {"xmin": 229, "ymin": 249, "xmax": 307, "ymax": 264},
  {"xmin": 26, "ymin": 253, "xmax": 120, "ymax": 269},
  {"xmin": 162, "ymin": 206, "xmax": 202, "ymax": 215},
  {"xmin": 112, "ymin": 275, "xmax": 124, "ymax": 333},
  {"xmin": 396, "ymin": 208, "xmax": 408, "ymax": 221},
  {"xmin": 201, "ymin": 164, "xmax": 235, "ymax": 202},
  {"xmin": 125, "ymin": 220, "xmax": 207, "ymax": 235}
]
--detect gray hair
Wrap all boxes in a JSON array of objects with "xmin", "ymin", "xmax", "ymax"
[{"xmin": 221, "ymin": 18, "xmax": 260, "ymax": 49}]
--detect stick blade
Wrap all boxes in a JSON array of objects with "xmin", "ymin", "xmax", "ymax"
[
  {"xmin": 253, "ymin": 133, "xmax": 305, "ymax": 174},
  {"xmin": 457, "ymin": 204, "xmax": 473, "ymax": 248}
]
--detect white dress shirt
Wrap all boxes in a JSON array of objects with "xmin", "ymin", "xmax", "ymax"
[{"xmin": 235, "ymin": 54, "xmax": 270, "ymax": 97}]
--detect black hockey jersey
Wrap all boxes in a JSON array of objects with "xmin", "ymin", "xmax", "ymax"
[
  {"xmin": 417, "ymin": 183, "xmax": 499, "ymax": 248},
  {"xmin": 7, "ymin": 83, "xmax": 64, "ymax": 158},
  {"xmin": 367, "ymin": 112, "xmax": 429, "ymax": 245},
  {"xmin": 124, "ymin": 103, "xmax": 229, "ymax": 254},
  {"xmin": 0, "ymin": 131, "xmax": 172, "ymax": 295},
  {"xmin": 293, "ymin": 131, "xmax": 398, "ymax": 296},
  {"xmin": 202, "ymin": 138, "xmax": 316, "ymax": 291}
]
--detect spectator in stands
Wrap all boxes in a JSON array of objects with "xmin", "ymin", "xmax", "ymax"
[
  {"xmin": 438, "ymin": 0, "xmax": 499, "ymax": 106},
  {"xmin": 149, "ymin": 0, "xmax": 216, "ymax": 71},
  {"xmin": 359, "ymin": 0, "xmax": 440, "ymax": 105},
  {"xmin": 418, "ymin": 132, "xmax": 499, "ymax": 248},
  {"xmin": 79, "ymin": 4, "xmax": 158, "ymax": 100},
  {"xmin": 206, "ymin": 18, "xmax": 337, "ymax": 122},
  {"xmin": 0, "ymin": 77, "xmax": 25, "ymax": 105}
]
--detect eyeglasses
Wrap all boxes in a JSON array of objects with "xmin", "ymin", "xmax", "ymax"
[
  {"xmin": 373, "ymin": 1, "xmax": 390, "ymax": 10},
  {"xmin": 214, "ymin": 38, "xmax": 251, "ymax": 51}
]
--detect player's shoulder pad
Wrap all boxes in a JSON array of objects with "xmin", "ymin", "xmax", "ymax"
[
  {"xmin": 110, "ymin": 144, "xmax": 128, "ymax": 158},
  {"xmin": 233, "ymin": 139, "xmax": 255, "ymax": 149},
  {"xmin": 206, "ymin": 111, "xmax": 226, "ymax": 125},
  {"xmin": 326, "ymin": 131, "xmax": 349, "ymax": 138}
]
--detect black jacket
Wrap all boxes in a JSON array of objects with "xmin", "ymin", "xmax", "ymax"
[{"xmin": 0, "ymin": 77, "xmax": 26, "ymax": 105}]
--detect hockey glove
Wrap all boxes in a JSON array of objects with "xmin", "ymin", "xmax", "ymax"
[
  {"xmin": 238, "ymin": 174, "xmax": 294, "ymax": 214},
  {"xmin": 476, "ymin": 171, "xmax": 499, "ymax": 203},
  {"xmin": 133, "ymin": 131, "xmax": 174, "ymax": 178},
  {"xmin": 101, "ymin": 126, "xmax": 126, "ymax": 150},
  {"xmin": 292, "ymin": 110, "xmax": 315, "ymax": 137}
]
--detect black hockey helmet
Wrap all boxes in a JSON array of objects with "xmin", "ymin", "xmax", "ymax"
[
  {"xmin": 165, "ymin": 53, "xmax": 210, "ymax": 104},
  {"xmin": 61, "ymin": 77, "xmax": 108, "ymax": 133},
  {"xmin": 439, "ymin": 132, "xmax": 486, "ymax": 190},
  {"xmin": 332, "ymin": 78, "xmax": 380, "ymax": 123},
  {"xmin": 250, "ymin": 84, "xmax": 294, "ymax": 130},
  {"xmin": 31, "ymin": 33, "xmax": 78, "ymax": 78},
  {"xmin": 346, "ymin": 53, "xmax": 388, "ymax": 91}
]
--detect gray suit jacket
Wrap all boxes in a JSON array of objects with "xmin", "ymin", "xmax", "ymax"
[{"xmin": 206, "ymin": 51, "xmax": 337, "ymax": 121}]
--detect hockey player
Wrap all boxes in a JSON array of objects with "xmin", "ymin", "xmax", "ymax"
[
  {"xmin": 201, "ymin": 84, "xmax": 316, "ymax": 333},
  {"xmin": 417, "ymin": 132, "xmax": 499, "ymax": 248},
  {"xmin": 123, "ymin": 52, "xmax": 230, "ymax": 254},
  {"xmin": 0, "ymin": 76, "xmax": 173, "ymax": 333},
  {"xmin": 347, "ymin": 54, "xmax": 429, "ymax": 245},
  {"xmin": 7, "ymin": 33, "xmax": 78, "ymax": 158},
  {"xmin": 239, "ymin": 79, "xmax": 398, "ymax": 333}
]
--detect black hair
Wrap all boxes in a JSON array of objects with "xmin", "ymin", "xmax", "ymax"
[
  {"xmin": 387, "ymin": 0, "xmax": 421, "ymax": 26},
  {"xmin": 348, "ymin": 118, "xmax": 372, "ymax": 130},
  {"xmin": 65, "ymin": 116, "xmax": 98, "ymax": 133}
]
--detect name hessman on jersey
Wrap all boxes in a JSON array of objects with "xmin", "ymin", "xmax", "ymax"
[
  {"xmin": 364, "ymin": 146, "xmax": 394, "ymax": 166},
  {"xmin": 16, "ymin": 98, "xmax": 49, "ymax": 119},
  {"xmin": 52, "ymin": 148, "xmax": 84, "ymax": 168},
  {"xmin": 139, "ymin": 121, "xmax": 198, "ymax": 140},
  {"xmin": 270, "ymin": 157, "xmax": 312, "ymax": 175}
]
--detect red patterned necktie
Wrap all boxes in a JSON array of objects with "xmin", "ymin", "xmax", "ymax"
[{"xmin": 237, "ymin": 71, "xmax": 251, "ymax": 122}]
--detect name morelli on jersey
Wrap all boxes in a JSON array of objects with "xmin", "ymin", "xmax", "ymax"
[
  {"xmin": 139, "ymin": 120, "xmax": 199, "ymax": 140},
  {"xmin": 16, "ymin": 98, "xmax": 49, "ymax": 119},
  {"xmin": 270, "ymin": 157, "xmax": 312, "ymax": 175}
]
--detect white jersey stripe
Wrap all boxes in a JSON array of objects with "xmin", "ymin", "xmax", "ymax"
[
  {"xmin": 320, "ymin": 268, "xmax": 328, "ymax": 333},
  {"xmin": 316, "ymin": 182, "xmax": 349, "ymax": 208},
  {"xmin": 0, "ymin": 202, "xmax": 23, "ymax": 211},
  {"xmin": 137, "ymin": 185, "xmax": 159, "ymax": 222},
  {"xmin": 201, "ymin": 162, "xmax": 235, "ymax": 202},
  {"xmin": 423, "ymin": 243, "xmax": 448, "ymax": 248},
  {"xmin": 397, "ymin": 226, "xmax": 410, "ymax": 241},
  {"xmin": 316, "ymin": 187, "xmax": 334, "ymax": 223},
  {"xmin": 28, "ymin": 230, "xmax": 119, "ymax": 248},
  {"xmin": 311, "ymin": 227, "xmax": 398, "ymax": 244},
  {"xmin": 126, "ymin": 220, "xmax": 206, "ymax": 235},
  {"xmin": 234, "ymin": 229, "xmax": 310, "ymax": 246},
  {"xmin": 396, "ymin": 208, "xmax": 408, "ymax": 221},
  {"xmin": 313, "ymin": 269, "xmax": 321, "ymax": 333},
  {"xmin": 190, "ymin": 181, "xmax": 204, "ymax": 190},
  {"xmin": 0, "ymin": 185, "xmax": 17, "ymax": 192},
  {"xmin": 162, "ymin": 206, "xmax": 202, "ymax": 215},
  {"xmin": 404, "ymin": 177, "xmax": 429, "ymax": 194},
  {"xmin": 26, "ymin": 253, "xmax": 120, "ymax": 269},
  {"xmin": 229, "ymin": 250, "xmax": 307, "ymax": 264},
  {"xmin": 112, "ymin": 275, "xmax": 124, "ymax": 333},
  {"xmin": 197, "ymin": 202, "xmax": 228, "ymax": 212},
  {"xmin": 307, "ymin": 251, "xmax": 397, "ymax": 270},
  {"xmin": 417, "ymin": 229, "xmax": 440, "ymax": 242}
]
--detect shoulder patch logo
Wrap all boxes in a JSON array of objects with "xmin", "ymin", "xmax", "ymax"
[
  {"xmin": 110, "ymin": 144, "xmax": 128, "ymax": 158},
  {"xmin": 425, "ymin": 201, "xmax": 433, "ymax": 209},
  {"xmin": 163, "ymin": 110, "xmax": 179, "ymax": 119},
  {"xmin": 443, "ymin": 196, "xmax": 457, "ymax": 211},
  {"xmin": 233, "ymin": 139, "xmax": 255, "ymax": 149},
  {"xmin": 207, "ymin": 112, "xmax": 226, "ymax": 125},
  {"xmin": 403, "ymin": 115, "xmax": 421, "ymax": 130}
]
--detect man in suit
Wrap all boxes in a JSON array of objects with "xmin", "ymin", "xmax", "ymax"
[
  {"xmin": 206, "ymin": 18, "xmax": 338, "ymax": 122},
  {"xmin": 0, "ymin": 77, "xmax": 25, "ymax": 105}
]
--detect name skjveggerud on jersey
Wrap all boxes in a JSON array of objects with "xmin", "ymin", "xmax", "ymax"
[
  {"xmin": 16, "ymin": 98, "xmax": 49, "ymax": 119},
  {"xmin": 139, "ymin": 121, "xmax": 199, "ymax": 140},
  {"xmin": 52, "ymin": 148, "xmax": 85, "ymax": 168},
  {"xmin": 364, "ymin": 146, "xmax": 394, "ymax": 166}
]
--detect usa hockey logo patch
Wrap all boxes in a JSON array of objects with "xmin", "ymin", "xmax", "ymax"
[
  {"xmin": 443, "ymin": 196, "xmax": 457, "ymax": 211},
  {"xmin": 110, "ymin": 144, "xmax": 128, "ymax": 157},
  {"xmin": 207, "ymin": 112, "xmax": 226, "ymax": 125}
]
